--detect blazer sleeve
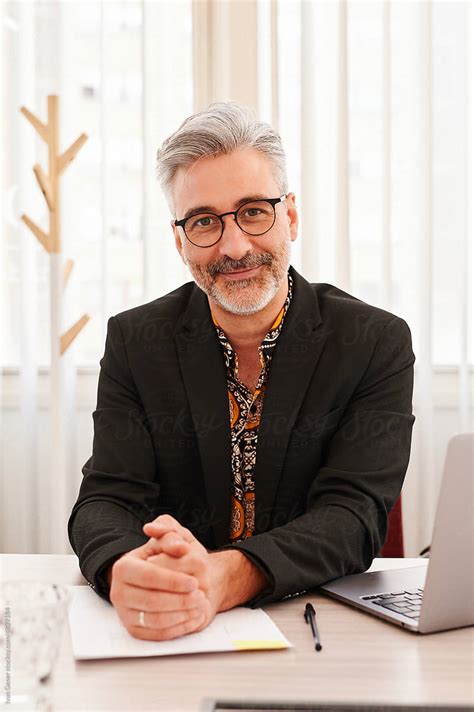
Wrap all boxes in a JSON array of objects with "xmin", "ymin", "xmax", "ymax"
[
  {"xmin": 68, "ymin": 315, "xmax": 160, "ymax": 602},
  {"xmin": 220, "ymin": 315, "xmax": 416, "ymax": 608}
]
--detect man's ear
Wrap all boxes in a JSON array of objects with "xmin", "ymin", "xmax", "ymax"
[
  {"xmin": 171, "ymin": 221, "xmax": 187, "ymax": 265},
  {"xmin": 286, "ymin": 193, "xmax": 298, "ymax": 242}
]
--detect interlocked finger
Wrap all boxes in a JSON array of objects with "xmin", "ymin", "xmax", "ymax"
[
  {"xmin": 142, "ymin": 530, "xmax": 189, "ymax": 558},
  {"xmin": 128, "ymin": 610, "xmax": 207, "ymax": 641},
  {"xmin": 112, "ymin": 556, "xmax": 198, "ymax": 594},
  {"xmin": 120, "ymin": 582, "xmax": 206, "ymax": 613},
  {"xmin": 128, "ymin": 606, "xmax": 203, "ymax": 632},
  {"xmin": 145, "ymin": 551, "xmax": 209, "ymax": 585},
  {"xmin": 143, "ymin": 516, "xmax": 195, "ymax": 543}
]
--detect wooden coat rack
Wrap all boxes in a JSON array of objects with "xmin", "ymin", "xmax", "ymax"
[
  {"xmin": 20, "ymin": 94, "xmax": 90, "ymax": 353},
  {"xmin": 19, "ymin": 94, "xmax": 90, "ymax": 550}
]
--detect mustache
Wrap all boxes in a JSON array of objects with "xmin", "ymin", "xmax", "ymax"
[{"xmin": 207, "ymin": 252, "xmax": 273, "ymax": 277}]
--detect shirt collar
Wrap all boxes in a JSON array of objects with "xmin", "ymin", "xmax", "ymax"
[{"xmin": 211, "ymin": 271, "xmax": 293, "ymax": 366}]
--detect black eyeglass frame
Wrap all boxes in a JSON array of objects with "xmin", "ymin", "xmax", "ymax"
[{"xmin": 174, "ymin": 194, "xmax": 288, "ymax": 248}]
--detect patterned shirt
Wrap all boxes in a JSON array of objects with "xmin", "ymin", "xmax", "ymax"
[{"xmin": 211, "ymin": 272, "xmax": 294, "ymax": 543}]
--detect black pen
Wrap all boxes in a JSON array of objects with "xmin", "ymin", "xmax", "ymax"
[{"xmin": 304, "ymin": 602, "xmax": 322, "ymax": 651}]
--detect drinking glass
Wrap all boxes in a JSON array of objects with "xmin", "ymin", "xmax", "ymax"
[{"xmin": 0, "ymin": 581, "xmax": 70, "ymax": 710}]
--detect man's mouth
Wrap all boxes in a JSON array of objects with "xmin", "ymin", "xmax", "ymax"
[{"xmin": 219, "ymin": 265, "xmax": 262, "ymax": 279}]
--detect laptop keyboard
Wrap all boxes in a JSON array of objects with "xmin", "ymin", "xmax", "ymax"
[{"xmin": 360, "ymin": 588, "xmax": 424, "ymax": 619}]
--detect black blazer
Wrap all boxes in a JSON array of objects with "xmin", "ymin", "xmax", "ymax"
[{"xmin": 68, "ymin": 265, "xmax": 415, "ymax": 607}]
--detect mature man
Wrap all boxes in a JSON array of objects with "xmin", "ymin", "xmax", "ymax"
[{"xmin": 68, "ymin": 102, "xmax": 415, "ymax": 642}]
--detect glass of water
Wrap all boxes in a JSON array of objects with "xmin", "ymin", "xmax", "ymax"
[{"xmin": 0, "ymin": 581, "xmax": 70, "ymax": 710}]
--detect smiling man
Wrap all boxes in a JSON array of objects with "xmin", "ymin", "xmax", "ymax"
[{"xmin": 68, "ymin": 102, "xmax": 415, "ymax": 642}]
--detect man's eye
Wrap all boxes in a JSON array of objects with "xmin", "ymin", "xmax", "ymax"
[
  {"xmin": 191, "ymin": 215, "xmax": 217, "ymax": 229},
  {"xmin": 243, "ymin": 208, "xmax": 262, "ymax": 217}
]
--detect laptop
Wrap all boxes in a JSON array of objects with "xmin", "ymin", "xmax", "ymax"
[{"xmin": 319, "ymin": 433, "xmax": 474, "ymax": 634}]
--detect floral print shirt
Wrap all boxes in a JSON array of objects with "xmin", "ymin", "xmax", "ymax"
[{"xmin": 211, "ymin": 272, "xmax": 293, "ymax": 543}]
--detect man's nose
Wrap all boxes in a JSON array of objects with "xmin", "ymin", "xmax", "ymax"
[{"xmin": 217, "ymin": 214, "xmax": 253, "ymax": 260}]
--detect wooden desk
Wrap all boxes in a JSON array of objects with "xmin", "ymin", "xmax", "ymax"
[{"xmin": 1, "ymin": 555, "xmax": 473, "ymax": 711}]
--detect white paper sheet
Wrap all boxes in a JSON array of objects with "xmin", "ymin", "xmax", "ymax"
[{"xmin": 67, "ymin": 586, "xmax": 292, "ymax": 660}]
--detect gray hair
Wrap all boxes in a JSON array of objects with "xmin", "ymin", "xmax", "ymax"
[{"xmin": 155, "ymin": 101, "xmax": 288, "ymax": 216}]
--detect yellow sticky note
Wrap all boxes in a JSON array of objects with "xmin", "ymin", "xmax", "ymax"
[{"xmin": 232, "ymin": 640, "xmax": 288, "ymax": 650}]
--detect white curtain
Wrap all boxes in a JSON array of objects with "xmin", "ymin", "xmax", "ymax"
[{"xmin": 1, "ymin": 0, "xmax": 472, "ymax": 557}]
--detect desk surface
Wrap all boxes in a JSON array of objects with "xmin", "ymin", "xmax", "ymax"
[{"xmin": 1, "ymin": 555, "xmax": 473, "ymax": 712}]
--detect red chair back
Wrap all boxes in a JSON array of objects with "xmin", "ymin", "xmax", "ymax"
[{"xmin": 381, "ymin": 496, "xmax": 404, "ymax": 557}]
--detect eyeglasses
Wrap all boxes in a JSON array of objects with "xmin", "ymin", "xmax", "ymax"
[{"xmin": 174, "ymin": 194, "xmax": 288, "ymax": 248}]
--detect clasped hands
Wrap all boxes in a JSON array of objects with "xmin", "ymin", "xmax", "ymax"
[{"xmin": 109, "ymin": 515, "xmax": 229, "ymax": 641}]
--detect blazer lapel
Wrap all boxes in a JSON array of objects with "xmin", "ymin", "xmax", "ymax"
[
  {"xmin": 175, "ymin": 285, "xmax": 232, "ymax": 548},
  {"xmin": 253, "ymin": 265, "xmax": 328, "ymax": 534}
]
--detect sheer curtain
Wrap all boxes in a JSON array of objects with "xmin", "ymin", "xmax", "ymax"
[{"xmin": 1, "ymin": 0, "xmax": 472, "ymax": 557}]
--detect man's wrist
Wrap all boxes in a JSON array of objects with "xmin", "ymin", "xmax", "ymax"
[
  {"xmin": 105, "ymin": 554, "xmax": 125, "ymax": 589},
  {"xmin": 208, "ymin": 549, "xmax": 270, "ymax": 611}
]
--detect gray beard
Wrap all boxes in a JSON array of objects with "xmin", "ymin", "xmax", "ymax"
[
  {"xmin": 204, "ymin": 271, "xmax": 282, "ymax": 315},
  {"xmin": 186, "ymin": 250, "xmax": 291, "ymax": 316},
  {"xmin": 182, "ymin": 235, "xmax": 292, "ymax": 316}
]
